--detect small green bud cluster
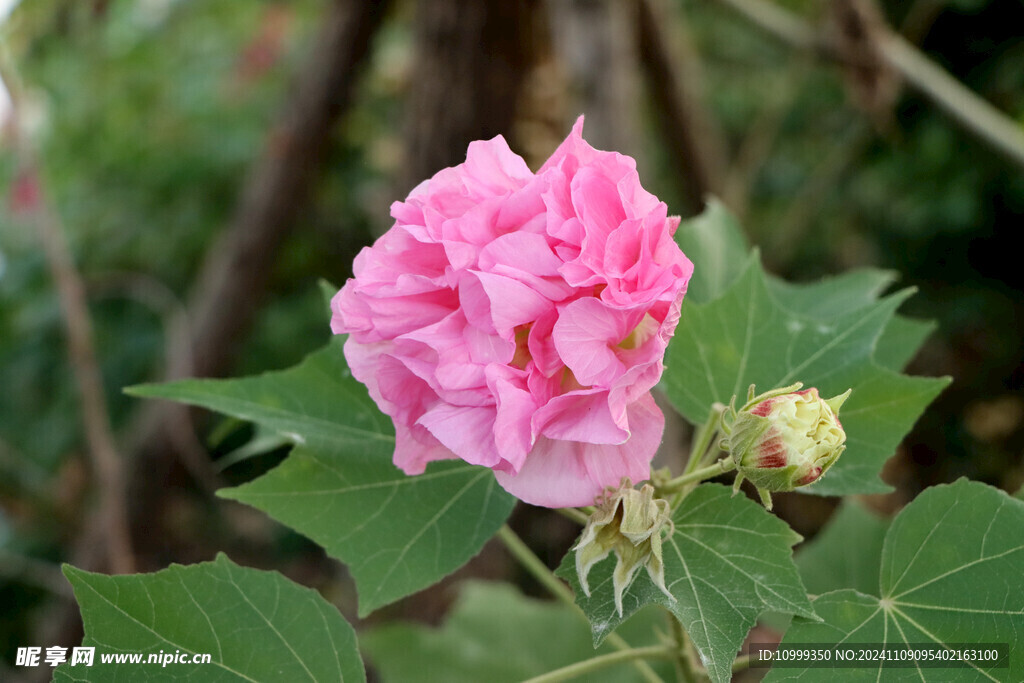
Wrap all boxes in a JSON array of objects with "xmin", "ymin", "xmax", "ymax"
[{"xmin": 574, "ymin": 480, "xmax": 675, "ymax": 616}]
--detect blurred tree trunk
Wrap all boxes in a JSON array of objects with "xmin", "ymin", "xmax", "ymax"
[
  {"xmin": 113, "ymin": 0, "xmax": 387, "ymax": 575},
  {"xmin": 546, "ymin": 0, "xmax": 643, "ymax": 157},
  {"xmin": 637, "ymin": 0, "xmax": 728, "ymax": 214},
  {"xmin": 400, "ymin": 0, "xmax": 541, "ymax": 193}
]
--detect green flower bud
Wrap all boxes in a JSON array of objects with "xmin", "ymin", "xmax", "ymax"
[
  {"xmin": 722, "ymin": 383, "xmax": 851, "ymax": 508},
  {"xmin": 574, "ymin": 479, "xmax": 675, "ymax": 616}
]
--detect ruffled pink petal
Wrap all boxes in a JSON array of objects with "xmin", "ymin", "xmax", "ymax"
[
  {"xmin": 495, "ymin": 396, "xmax": 662, "ymax": 507},
  {"xmin": 333, "ymin": 117, "xmax": 693, "ymax": 509},
  {"xmin": 417, "ymin": 403, "xmax": 501, "ymax": 468},
  {"xmin": 494, "ymin": 438, "xmax": 601, "ymax": 507},
  {"xmin": 533, "ymin": 389, "xmax": 629, "ymax": 445},
  {"xmin": 461, "ymin": 136, "xmax": 533, "ymax": 197},
  {"xmin": 538, "ymin": 115, "xmax": 599, "ymax": 175},
  {"xmin": 553, "ymin": 297, "xmax": 642, "ymax": 387},
  {"xmin": 486, "ymin": 365, "xmax": 536, "ymax": 471},
  {"xmin": 393, "ymin": 421, "xmax": 457, "ymax": 474},
  {"xmin": 580, "ymin": 393, "xmax": 663, "ymax": 488},
  {"xmin": 465, "ymin": 271, "xmax": 553, "ymax": 335}
]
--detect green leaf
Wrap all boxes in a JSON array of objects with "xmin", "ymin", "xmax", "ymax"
[
  {"xmin": 55, "ymin": 554, "xmax": 364, "ymax": 682},
  {"xmin": 767, "ymin": 479, "xmax": 1024, "ymax": 682},
  {"xmin": 128, "ymin": 339, "xmax": 516, "ymax": 615},
  {"xmin": 874, "ymin": 316, "xmax": 936, "ymax": 372},
  {"xmin": 361, "ymin": 581, "xmax": 673, "ymax": 683},
  {"xmin": 796, "ymin": 500, "xmax": 890, "ymax": 596},
  {"xmin": 556, "ymin": 484, "xmax": 815, "ymax": 683},
  {"xmin": 662, "ymin": 256, "xmax": 949, "ymax": 495},
  {"xmin": 127, "ymin": 338, "xmax": 393, "ymax": 452},
  {"xmin": 221, "ymin": 445, "xmax": 514, "ymax": 616},
  {"xmin": 766, "ymin": 269, "xmax": 898, "ymax": 321},
  {"xmin": 674, "ymin": 198, "xmax": 749, "ymax": 304}
]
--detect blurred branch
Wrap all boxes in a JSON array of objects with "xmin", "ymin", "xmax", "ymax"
[
  {"xmin": 0, "ymin": 55, "xmax": 135, "ymax": 577},
  {"xmin": 713, "ymin": 0, "xmax": 1024, "ymax": 171},
  {"xmin": 89, "ymin": 271, "xmax": 218, "ymax": 493},
  {"xmin": 173, "ymin": 0, "xmax": 389, "ymax": 383},
  {"xmin": 637, "ymin": 0, "xmax": 728, "ymax": 214},
  {"xmin": 721, "ymin": 58, "xmax": 812, "ymax": 218},
  {"xmin": 126, "ymin": 0, "xmax": 390, "ymax": 558}
]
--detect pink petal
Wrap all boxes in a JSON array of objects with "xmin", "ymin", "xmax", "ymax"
[
  {"xmin": 533, "ymin": 389, "xmax": 629, "ymax": 445},
  {"xmin": 486, "ymin": 365, "xmax": 536, "ymax": 470},
  {"xmin": 417, "ymin": 403, "xmax": 501, "ymax": 468},
  {"xmin": 462, "ymin": 271, "xmax": 553, "ymax": 335},
  {"xmin": 495, "ymin": 396, "xmax": 662, "ymax": 507},
  {"xmin": 461, "ymin": 136, "xmax": 533, "ymax": 196},
  {"xmin": 494, "ymin": 438, "xmax": 601, "ymax": 507},
  {"xmin": 580, "ymin": 393, "xmax": 664, "ymax": 488},
  {"xmin": 553, "ymin": 297, "xmax": 641, "ymax": 387}
]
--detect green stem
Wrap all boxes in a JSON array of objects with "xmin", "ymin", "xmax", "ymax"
[
  {"xmin": 662, "ymin": 458, "xmax": 736, "ymax": 492},
  {"xmin": 496, "ymin": 525, "xmax": 664, "ymax": 683},
  {"xmin": 520, "ymin": 645, "xmax": 675, "ymax": 683},
  {"xmin": 497, "ymin": 525, "xmax": 575, "ymax": 605},
  {"xmin": 683, "ymin": 406, "xmax": 723, "ymax": 476},
  {"xmin": 668, "ymin": 612, "xmax": 705, "ymax": 683},
  {"xmin": 557, "ymin": 507, "xmax": 590, "ymax": 526},
  {"xmin": 731, "ymin": 653, "xmax": 758, "ymax": 672}
]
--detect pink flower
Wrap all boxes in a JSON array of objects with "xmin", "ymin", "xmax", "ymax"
[{"xmin": 331, "ymin": 117, "xmax": 693, "ymax": 507}]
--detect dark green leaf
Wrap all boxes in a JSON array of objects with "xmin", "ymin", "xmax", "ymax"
[
  {"xmin": 662, "ymin": 256, "xmax": 948, "ymax": 495},
  {"xmin": 674, "ymin": 198, "xmax": 750, "ymax": 304},
  {"xmin": 221, "ymin": 446, "xmax": 514, "ymax": 616},
  {"xmin": 766, "ymin": 269, "xmax": 898, "ymax": 320},
  {"xmin": 55, "ymin": 554, "xmax": 364, "ymax": 682},
  {"xmin": 874, "ymin": 316, "xmax": 936, "ymax": 372}
]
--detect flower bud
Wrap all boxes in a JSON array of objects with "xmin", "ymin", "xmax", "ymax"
[
  {"xmin": 722, "ymin": 383, "xmax": 851, "ymax": 508},
  {"xmin": 574, "ymin": 479, "xmax": 675, "ymax": 616}
]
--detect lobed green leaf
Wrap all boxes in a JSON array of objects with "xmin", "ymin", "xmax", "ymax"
[
  {"xmin": 663, "ymin": 247, "xmax": 948, "ymax": 495},
  {"xmin": 795, "ymin": 500, "xmax": 890, "ymax": 597},
  {"xmin": 55, "ymin": 554, "xmax": 364, "ymax": 682},
  {"xmin": 767, "ymin": 479, "xmax": 1024, "ymax": 682}
]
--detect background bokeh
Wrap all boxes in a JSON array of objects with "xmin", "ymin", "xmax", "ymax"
[{"xmin": 1, "ymin": 0, "xmax": 1022, "ymax": 679}]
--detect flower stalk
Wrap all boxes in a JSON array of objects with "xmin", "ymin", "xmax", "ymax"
[
  {"xmin": 496, "ymin": 525, "xmax": 665, "ymax": 683},
  {"xmin": 520, "ymin": 645, "xmax": 675, "ymax": 683}
]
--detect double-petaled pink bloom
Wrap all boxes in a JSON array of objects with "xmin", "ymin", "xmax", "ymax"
[{"xmin": 332, "ymin": 118, "xmax": 693, "ymax": 507}]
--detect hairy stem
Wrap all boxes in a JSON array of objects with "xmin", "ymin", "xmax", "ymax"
[
  {"xmin": 663, "ymin": 458, "xmax": 737, "ymax": 492},
  {"xmin": 557, "ymin": 507, "xmax": 591, "ymax": 526},
  {"xmin": 683, "ymin": 405, "xmax": 725, "ymax": 476}
]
